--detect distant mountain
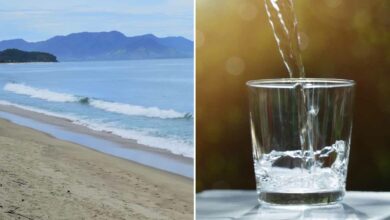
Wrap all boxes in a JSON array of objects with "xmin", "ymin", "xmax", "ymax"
[
  {"xmin": 0, "ymin": 31, "xmax": 193, "ymax": 61},
  {"xmin": 0, "ymin": 49, "xmax": 57, "ymax": 63}
]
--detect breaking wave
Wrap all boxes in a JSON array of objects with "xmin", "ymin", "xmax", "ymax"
[
  {"xmin": 4, "ymin": 82, "xmax": 78, "ymax": 102},
  {"xmin": 3, "ymin": 83, "xmax": 191, "ymax": 119}
]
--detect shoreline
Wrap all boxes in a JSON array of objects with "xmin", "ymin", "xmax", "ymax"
[
  {"xmin": 0, "ymin": 103, "xmax": 193, "ymax": 178},
  {"xmin": 0, "ymin": 117, "xmax": 193, "ymax": 219},
  {"xmin": 0, "ymin": 57, "xmax": 193, "ymax": 64}
]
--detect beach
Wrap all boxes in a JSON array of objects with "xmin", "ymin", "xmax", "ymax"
[
  {"xmin": 0, "ymin": 114, "xmax": 193, "ymax": 219},
  {"xmin": 0, "ymin": 103, "xmax": 193, "ymax": 178}
]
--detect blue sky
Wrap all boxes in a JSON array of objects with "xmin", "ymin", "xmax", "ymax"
[{"xmin": 0, "ymin": 0, "xmax": 193, "ymax": 41}]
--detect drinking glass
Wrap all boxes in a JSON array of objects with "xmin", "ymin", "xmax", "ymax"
[{"xmin": 247, "ymin": 78, "xmax": 355, "ymax": 205}]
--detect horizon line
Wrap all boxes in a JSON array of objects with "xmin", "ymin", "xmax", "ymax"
[{"xmin": 0, "ymin": 30, "xmax": 193, "ymax": 43}]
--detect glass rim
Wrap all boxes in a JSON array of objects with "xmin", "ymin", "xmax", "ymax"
[{"xmin": 246, "ymin": 78, "xmax": 355, "ymax": 89}]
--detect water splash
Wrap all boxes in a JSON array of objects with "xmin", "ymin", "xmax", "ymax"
[{"xmin": 256, "ymin": 141, "xmax": 346, "ymax": 192}]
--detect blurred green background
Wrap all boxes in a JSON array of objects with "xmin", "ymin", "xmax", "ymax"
[{"xmin": 196, "ymin": 0, "xmax": 389, "ymax": 192}]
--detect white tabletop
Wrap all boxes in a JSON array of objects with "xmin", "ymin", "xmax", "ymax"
[{"xmin": 196, "ymin": 190, "xmax": 390, "ymax": 220}]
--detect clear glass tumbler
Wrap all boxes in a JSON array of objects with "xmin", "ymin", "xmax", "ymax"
[{"xmin": 247, "ymin": 78, "xmax": 355, "ymax": 205}]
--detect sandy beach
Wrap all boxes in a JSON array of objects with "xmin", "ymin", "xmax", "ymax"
[{"xmin": 0, "ymin": 117, "xmax": 193, "ymax": 219}]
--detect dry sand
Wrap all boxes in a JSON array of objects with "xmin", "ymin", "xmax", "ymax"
[{"xmin": 0, "ymin": 118, "xmax": 193, "ymax": 219}]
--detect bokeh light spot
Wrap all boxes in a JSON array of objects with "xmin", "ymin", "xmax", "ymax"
[
  {"xmin": 238, "ymin": 2, "xmax": 258, "ymax": 21},
  {"xmin": 325, "ymin": 0, "xmax": 342, "ymax": 8},
  {"xmin": 225, "ymin": 56, "xmax": 245, "ymax": 76},
  {"xmin": 197, "ymin": 29, "xmax": 205, "ymax": 48},
  {"xmin": 298, "ymin": 32, "xmax": 310, "ymax": 51},
  {"xmin": 353, "ymin": 10, "xmax": 371, "ymax": 30}
]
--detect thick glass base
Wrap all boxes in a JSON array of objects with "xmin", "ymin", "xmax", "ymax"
[{"xmin": 258, "ymin": 191, "xmax": 344, "ymax": 206}]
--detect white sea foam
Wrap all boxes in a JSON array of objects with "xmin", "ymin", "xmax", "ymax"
[
  {"xmin": 3, "ymin": 83, "xmax": 188, "ymax": 119},
  {"xmin": 89, "ymin": 99, "xmax": 185, "ymax": 119},
  {"xmin": 4, "ymin": 83, "xmax": 79, "ymax": 102},
  {"xmin": 0, "ymin": 100, "xmax": 194, "ymax": 158},
  {"xmin": 73, "ymin": 119, "xmax": 194, "ymax": 158}
]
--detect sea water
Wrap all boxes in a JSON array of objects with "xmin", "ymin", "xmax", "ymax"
[
  {"xmin": 256, "ymin": 0, "xmax": 347, "ymax": 204},
  {"xmin": 0, "ymin": 59, "xmax": 194, "ymax": 158}
]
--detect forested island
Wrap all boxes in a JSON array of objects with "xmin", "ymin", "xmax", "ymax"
[{"xmin": 0, "ymin": 49, "xmax": 57, "ymax": 63}]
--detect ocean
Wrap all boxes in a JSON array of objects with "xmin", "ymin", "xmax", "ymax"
[{"xmin": 0, "ymin": 59, "xmax": 194, "ymax": 158}]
